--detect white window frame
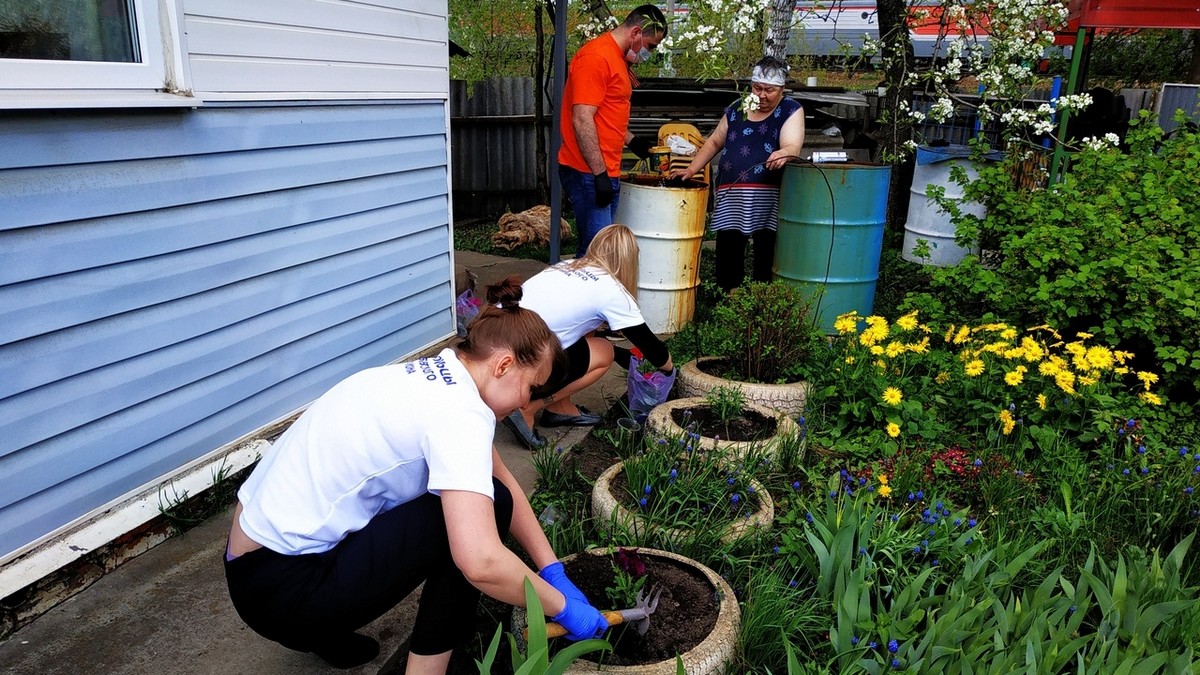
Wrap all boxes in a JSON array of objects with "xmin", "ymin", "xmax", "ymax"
[{"xmin": 0, "ymin": 0, "xmax": 194, "ymax": 109}]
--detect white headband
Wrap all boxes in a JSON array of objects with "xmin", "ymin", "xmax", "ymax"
[{"xmin": 751, "ymin": 65, "xmax": 786, "ymax": 87}]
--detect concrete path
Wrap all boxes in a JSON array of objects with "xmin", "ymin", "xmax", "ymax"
[{"xmin": 0, "ymin": 251, "xmax": 630, "ymax": 675}]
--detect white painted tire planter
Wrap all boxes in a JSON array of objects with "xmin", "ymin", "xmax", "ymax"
[
  {"xmin": 677, "ymin": 357, "xmax": 811, "ymax": 418},
  {"xmin": 591, "ymin": 461, "xmax": 774, "ymax": 545},
  {"xmin": 513, "ymin": 547, "xmax": 741, "ymax": 674},
  {"xmin": 645, "ymin": 397, "xmax": 800, "ymax": 460}
]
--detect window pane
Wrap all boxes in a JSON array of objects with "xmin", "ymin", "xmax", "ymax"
[{"xmin": 0, "ymin": 0, "xmax": 137, "ymax": 62}]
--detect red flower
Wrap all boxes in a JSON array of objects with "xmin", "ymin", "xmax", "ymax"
[{"xmin": 613, "ymin": 547, "xmax": 646, "ymax": 577}]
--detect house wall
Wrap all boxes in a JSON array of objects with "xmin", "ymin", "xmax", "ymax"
[
  {"xmin": 0, "ymin": 0, "xmax": 456, "ymax": 588},
  {"xmin": 0, "ymin": 101, "xmax": 454, "ymax": 565}
]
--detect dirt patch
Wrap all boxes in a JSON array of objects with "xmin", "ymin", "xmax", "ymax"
[
  {"xmin": 670, "ymin": 405, "xmax": 777, "ymax": 442},
  {"xmin": 560, "ymin": 550, "xmax": 720, "ymax": 665}
]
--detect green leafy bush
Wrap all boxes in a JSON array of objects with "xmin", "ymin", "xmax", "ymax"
[
  {"xmin": 706, "ymin": 281, "xmax": 825, "ymax": 384},
  {"xmin": 915, "ymin": 113, "xmax": 1200, "ymax": 397}
]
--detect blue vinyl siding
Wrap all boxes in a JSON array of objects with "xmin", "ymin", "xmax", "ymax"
[{"xmin": 0, "ymin": 102, "xmax": 455, "ymax": 558}]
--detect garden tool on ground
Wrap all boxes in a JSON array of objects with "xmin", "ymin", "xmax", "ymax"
[{"xmin": 542, "ymin": 584, "xmax": 663, "ymax": 639}]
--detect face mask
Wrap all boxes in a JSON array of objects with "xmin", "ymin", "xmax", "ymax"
[{"xmin": 626, "ymin": 46, "xmax": 652, "ymax": 64}]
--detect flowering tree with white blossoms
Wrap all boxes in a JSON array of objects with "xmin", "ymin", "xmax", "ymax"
[{"xmin": 866, "ymin": 0, "xmax": 1104, "ymax": 161}]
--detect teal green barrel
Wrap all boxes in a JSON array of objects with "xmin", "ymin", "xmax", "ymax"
[{"xmin": 774, "ymin": 162, "xmax": 891, "ymax": 333}]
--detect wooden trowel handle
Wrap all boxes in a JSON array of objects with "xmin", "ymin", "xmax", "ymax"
[{"xmin": 543, "ymin": 610, "xmax": 627, "ymax": 639}]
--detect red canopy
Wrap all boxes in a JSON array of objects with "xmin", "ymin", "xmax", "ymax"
[{"xmin": 1066, "ymin": 0, "xmax": 1200, "ymax": 30}]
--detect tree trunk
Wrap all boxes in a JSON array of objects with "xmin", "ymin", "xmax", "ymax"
[
  {"xmin": 875, "ymin": 0, "xmax": 917, "ymax": 229},
  {"xmin": 765, "ymin": 0, "xmax": 795, "ymax": 62},
  {"xmin": 1190, "ymin": 30, "xmax": 1200, "ymax": 84}
]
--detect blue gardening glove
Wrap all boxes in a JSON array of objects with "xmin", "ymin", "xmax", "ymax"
[
  {"xmin": 539, "ymin": 561, "xmax": 588, "ymax": 606},
  {"xmin": 552, "ymin": 595, "xmax": 609, "ymax": 641}
]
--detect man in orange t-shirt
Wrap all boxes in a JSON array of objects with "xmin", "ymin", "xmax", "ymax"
[{"xmin": 559, "ymin": 5, "xmax": 667, "ymax": 257}]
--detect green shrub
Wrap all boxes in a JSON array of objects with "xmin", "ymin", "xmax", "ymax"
[
  {"xmin": 708, "ymin": 281, "xmax": 825, "ymax": 384},
  {"xmin": 914, "ymin": 113, "xmax": 1200, "ymax": 398}
]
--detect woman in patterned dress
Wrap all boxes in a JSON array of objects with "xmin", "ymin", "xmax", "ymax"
[{"xmin": 670, "ymin": 56, "xmax": 805, "ymax": 292}]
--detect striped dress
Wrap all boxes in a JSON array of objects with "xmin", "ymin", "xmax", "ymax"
[{"xmin": 710, "ymin": 97, "xmax": 803, "ymax": 235}]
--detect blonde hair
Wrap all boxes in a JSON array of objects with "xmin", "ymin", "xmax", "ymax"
[{"xmin": 566, "ymin": 224, "xmax": 639, "ymax": 300}]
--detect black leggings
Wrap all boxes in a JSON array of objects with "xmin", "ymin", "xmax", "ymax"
[
  {"xmin": 715, "ymin": 229, "xmax": 777, "ymax": 293},
  {"xmin": 225, "ymin": 478, "xmax": 514, "ymax": 656}
]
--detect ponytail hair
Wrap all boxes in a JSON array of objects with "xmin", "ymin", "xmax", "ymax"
[{"xmin": 460, "ymin": 275, "xmax": 565, "ymax": 372}]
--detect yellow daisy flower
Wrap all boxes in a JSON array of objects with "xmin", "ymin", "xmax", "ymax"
[
  {"xmin": 1076, "ymin": 331, "xmax": 1094, "ymax": 340},
  {"xmin": 1000, "ymin": 328, "xmax": 1018, "ymax": 341},
  {"xmin": 953, "ymin": 326, "xmax": 971, "ymax": 345},
  {"xmin": 1055, "ymin": 370, "xmax": 1076, "ymax": 395},
  {"xmin": 886, "ymin": 422, "xmax": 901, "ymax": 438},
  {"xmin": 1079, "ymin": 374, "xmax": 1098, "ymax": 387},
  {"xmin": 870, "ymin": 345, "xmax": 885, "ymax": 356},
  {"xmin": 998, "ymin": 409, "xmax": 1016, "ymax": 435},
  {"xmin": 1020, "ymin": 337, "xmax": 1044, "ymax": 362},
  {"xmin": 896, "ymin": 312, "xmax": 919, "ymax": 331},
  {"xmin": 878, "ymin": 474, "xmax": 889, "ymax": 485},
  {"xmin": 1036, "ymin": 393, "xmax": 1048, "ymax": 410},
  {"xmin": 882, "ymin": 387, "xmax": 903, "ymax": 406},
  {"xmin": 907, "ymin": 337, "xmax": 930, "ymax": 354},
  {"xmin": 1136, "ymin": 371, "xmax": 1159, "ymax": 390},
  {"xmin": 1085, "ymin": 346, "xmax": 1114, "ymax": 371},
  {"xmin": 1004, "ymin": 369, "xmax": 1025, "ymax": 386},
  {"xmin": 885, "ymin": 342, "xmax": 905, "ymax": 358},
  {"xmin": 965, "ymin": 359, "xmax": 985, "ymax": 377},
  {"xmin": 944, "ymin": 324, "xmax": 957, "ymax": 343},
  {"xmin": 834, "ymin": 313, "xmax": 859, "ymax": 335},
  {"xmin": 845, "ymin": 355, "xmax": 856, "ymax": 364},
  {"xmin": 1140, "ymin": 391, "xmax": 1163, "ymax": 405},
  {"xmin": 878, "ymin": 484, "xmax": 892, "ymax": 498},
  {"xmin": 935, "ymin": 371, "xmax": 950, "ymax": 385}
]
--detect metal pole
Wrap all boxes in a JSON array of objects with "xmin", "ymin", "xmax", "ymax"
[
  {"xmin": 548, "ymin": 0, "xmax": 568, "ymax": 264},
  {"xmin": 1049, "ymin": 27, "xmax": 1086, "ymax": 184}
]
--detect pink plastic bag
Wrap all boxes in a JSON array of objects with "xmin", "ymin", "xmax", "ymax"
[{"xmin": 627, "ymin": 352, "xmax": 675, "ymax": 417}]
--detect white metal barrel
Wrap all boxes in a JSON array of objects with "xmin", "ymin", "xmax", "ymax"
[
  {"xmin": 614, "ymin": 176, "xmax": 708, "ymax": 334},
  {"xmin": 902, "ymin": 146, "xmax": 986, "ymax": 266}
]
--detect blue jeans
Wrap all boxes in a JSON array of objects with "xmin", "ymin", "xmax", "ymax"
[{"xmin": 560, "ymin": 166, "xmax": 620, "ymax": 257}]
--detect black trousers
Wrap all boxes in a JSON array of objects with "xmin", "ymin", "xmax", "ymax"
[
  {"xmin": 715, "ymin": 229, "xmax": 777, "ymax": 293},
  {"xmin": 225, "ymin": 478, "xmax": 513, "ymax": 656}
]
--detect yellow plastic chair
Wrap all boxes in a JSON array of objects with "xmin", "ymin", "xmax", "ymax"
[{"xmin": 658, "ymin": 122, "xmax": 709, "ymax": 184}]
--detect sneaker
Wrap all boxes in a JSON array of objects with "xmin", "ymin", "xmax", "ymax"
[{"xmin": 502, "ymin": 411, "xmax": 547, "ymax": 450}]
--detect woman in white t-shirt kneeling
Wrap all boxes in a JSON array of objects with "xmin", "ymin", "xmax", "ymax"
[
  {"xmin": 501, "ymin": 224, "xmax": 674, "ymax": 449},
  {"xmin": 224, "ymin": 278, "xmax": 609, "ymax": 672}
]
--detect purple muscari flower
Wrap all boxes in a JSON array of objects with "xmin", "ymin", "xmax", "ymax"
[
  {"xmin": 669, "ymin": 468, "xmax": 678, "ymax": 479},
  {"xmin": 748, "ymin": 485, "xmax": 756, "ymax": 494},
  {"xmin": 1182, "ymin": 448, "xmax": 1189, "ymax": 457},
  {"xmin": 773, "ymin": 546, "xmax": 780, "ymax": 554},
  {"xmin": 644, "ymin": 485, "xmax": 652, "ymax": 494},
  {"xmin": 556, "ymin": 446, "xmax": 564, "ymax": 454},
  {"xmin": 1015, "ymin": 470, "xmax": 1025, "ymax": 477},
  {"xmin": 1068, "ymin": 605, "xmax": 1077, "ymax": 613},
  {"xmin": 888, "ymin": 639, "xmax": 899, "ymax": 653},
  {"xmin": 1009, "ymin": 403, "xmax": 1016, "ymax": 411},
  {"xmin": 936, "ymin": 501, "xmax": 944, "ymax": 510},
  {"xmin": 923, "ymin": 509, "xmax": 932, "ymax": 518},
  {"xmin": 966, "ymin": 537, "xmax": 974, "ymax": 545},
  {"xmin": 1141, "ymin": 467, "xmax": 1150, "ymax": 474},
  {"xmin": 731, "ymin": 493, "xmax": 741, "ymax": 504},
  {"xmin": 931, "ymin": 559, "xmax": 940, "ymax": 566},
  {"xmin": 1193, "ymin": 465, "xmax": 1200, "ymax": 473},
  {"xmin": 916, "ymin": 490, "xmax": 925, "ymax": 499},
  {"xmin": 974, "ymin": 458, "xmax": 983, "ymax": 467},
  {"xmin": 850, "ymin": 636, "xmax": 859, "ymax": 646},
  {"xmin": 1138, "ymin": 445, "xmax": 1146, "ymax": 454},
  {"xmin": 639, "ymin": 497, "xmax": 647, "ymax": 507},
  {"xmin": 792, "ymin": 481, "xmax": 801, "ymax": 490},
  {"xmin": 728, "ymin": 477, "xmax": 736, "ymax": 486},
  {"xmin": 788, "ymin": 579, "xmax": 798, "ymax": 588},
  {"xmin": 805, "ymin": 512, "xmax": 814, "ymax": 523},
  {"xmin": 913, "ymin": 546, "xmax": 922, "ymax": 554},
  {"xmin": 868, "ymin": 641, "xmax": 878, "ymax": 649},
  {"xmin": 845, "ymin": 488, "xmax": 854, "ymax": 497},
  {"xmin": 954, "ymin": 518, "xmax": 962, "ymax": 526},
  {"xmin": 907, "ymin": 492, "xmax": 915, "ymax": 501},
  {"xmin": 891, "ymin": 514, "xmax": 899, "ymax": 522},
  {"xmin": 859, "ymin": 476, "xmax": 867, "ymax": 486},
  {"xmin": 1119, "ymin": 428, "xmax": 1126, "ymax": 436},
  {"xmin": 1122, "ymin": 468, "xmax": 1131, "ymax": 476},
  {"xmin": 968, "ymin": 518, "xmax": 977, "ymax": 527},
  {"xmin": 798, "ymin": 416, "xmax": 806, "ymax": 425},
  {"xmin": 1194, "ymin": 454, "xmax": 1200, "ymax": 461},
  {"xmin": 891, "ymin": 658, "xmax": 901, "ymax": 669},
  {"xmin": 1127, "ymin": 418, "xmax": 1136, "ymax": 428},
  {"xmin": 859, "ymin": 547, "xmax": 868, "ymax": 555},
  {"xmin": 830, "ymin": 490, "xmax": 838, "ymax": 498},
  {"xmin": 1186, "ymin": 487, "xmax": 1194, "ymax": 495}
]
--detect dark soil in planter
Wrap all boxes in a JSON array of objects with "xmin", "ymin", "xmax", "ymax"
[
  {"xmin": 671, "ymin": 405, "xmax": 777, "ymax": 442},
  {"xmin": 558, "ymin": 551, "xmax": 720, "ymax": 665},
  {"xmin": 570, "ymin": 431, "xmax": 623, "ymax": 483},
  {"xmin": 696, "ymin": 357, "xmax": 801, "ymax": 385}
]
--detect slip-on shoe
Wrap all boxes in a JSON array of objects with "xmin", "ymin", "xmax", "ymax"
[
  {"xmin": 502, "ymin": 411, "xmax": 547, "ymax": 451},
  {"xmin": 539, "ymin": 405, "xmax": 603, "ymax": 428}
]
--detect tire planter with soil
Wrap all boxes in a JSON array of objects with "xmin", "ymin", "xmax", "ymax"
[
  {"xmin": 590, "ymin": 461, "xmax": 775, "ymax": 545},
  {"xmin": 513, "ymin": 548, "xmax": 740, "ymax": 674},
  {"xmin": 676, "ymin": 357, "xmax": 810, "ymax": 418},
  {"xmin": 644, "ymin": 397, "xmax": 800, "ymax": 460}
]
